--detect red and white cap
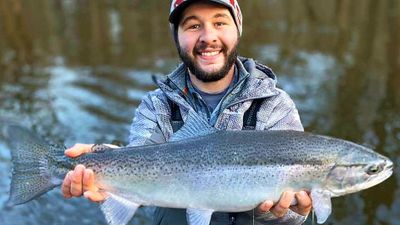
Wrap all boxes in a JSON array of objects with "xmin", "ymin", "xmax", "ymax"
[{"xmin": 169, "ymin": 0, "xmax": 243, "ymax": 36}]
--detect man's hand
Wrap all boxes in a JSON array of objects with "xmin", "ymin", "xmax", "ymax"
[
  {"xmin": 257, "ymin": 191, "xmax": 312, "ymax": 217},
  {"xmin": 61, "ymin": 143, "xmax": 107, "ymax": 202}
]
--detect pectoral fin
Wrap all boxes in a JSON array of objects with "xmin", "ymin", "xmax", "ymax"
[
  {"xmin": 100, "ymin": 193, "xmax": 140, "ymax": 225},
  {"xmin": 310, "ymin": 189, "xmax": 332, "ymax": 224},
  {"xmin": 186, "ymin": 208, "xmax": 214, "ymax": 225}
]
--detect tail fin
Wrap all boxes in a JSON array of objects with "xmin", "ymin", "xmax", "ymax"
[{"xmin": 5, "ymin": 125, "xmax": 64, "ymax": 206}]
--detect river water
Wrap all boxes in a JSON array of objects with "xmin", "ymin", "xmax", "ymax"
[{"xmin": 0, "ymin": 0, "xmax": 399, "ymax": 224}]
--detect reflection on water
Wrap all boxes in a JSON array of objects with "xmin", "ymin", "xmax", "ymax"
[{"xmin": 0, "ymin": 0, "xmax": 399, "ymax": 225}]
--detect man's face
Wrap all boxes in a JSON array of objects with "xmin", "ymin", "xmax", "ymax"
[{"xmin": 177, "ymin": 2, "xmax": 239, "ymax": 82}]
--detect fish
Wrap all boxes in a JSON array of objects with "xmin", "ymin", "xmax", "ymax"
[{"xmin": 4, "ymin": 112, "xmax": 393, "ymax": 225}]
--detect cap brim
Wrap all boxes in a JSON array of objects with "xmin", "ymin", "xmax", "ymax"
[{"xmin": 169, "ymin": 0, "xmax": 231, "ymax": 25}]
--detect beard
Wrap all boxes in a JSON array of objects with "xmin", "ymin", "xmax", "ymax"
[{"xmin": 178, "ymin": 40, "xmax": 239, "ymax": 82}]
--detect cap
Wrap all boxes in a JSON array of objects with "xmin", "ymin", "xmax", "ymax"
[{"xmin": 169, "ymin": 0, "xmax": 243, "ymax": 36}]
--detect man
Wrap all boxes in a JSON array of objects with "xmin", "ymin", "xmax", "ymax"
[{"xmin": 61, "ymin": 0, "xmax": 312, "ymax": 224}]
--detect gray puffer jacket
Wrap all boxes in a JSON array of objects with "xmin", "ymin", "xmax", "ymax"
[{"xmin": 128, "ymin": 57, "xmax": 306, "ymax": 225}]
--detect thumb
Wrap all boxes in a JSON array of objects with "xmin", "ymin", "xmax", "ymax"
[
  {"xmin": 65, "ymin": 143, "xmax": 94, "ymax": 158},
  {"xmin": 83, "ymin": 191, "xmax": 107, "ymax": 202}
]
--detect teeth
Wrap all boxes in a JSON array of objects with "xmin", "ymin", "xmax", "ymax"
[{"xmin": 201, "ymin": 51, "xmax": 219, "ymax": 57}]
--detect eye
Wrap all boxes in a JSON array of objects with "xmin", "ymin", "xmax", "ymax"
[
  {"xmin": 188, "ymin": 24, "xmax": 200, "ymax": 30},
  {"xmin": 367, "ymin": 164, "xmax": 382, "ymax": 175},
  {"xmin": 215, "ymin": 22, "xmax": 226, "ymax": 27}
]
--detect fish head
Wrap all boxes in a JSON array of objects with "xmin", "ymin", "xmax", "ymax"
[{"xmin": 324, "ymin": 143, "xmax": 393, "ymax": 197}]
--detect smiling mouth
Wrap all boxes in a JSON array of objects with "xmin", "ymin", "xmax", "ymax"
[{"xmin": 200, "ymin": 51, "xmax": 221, "ymax": 57}]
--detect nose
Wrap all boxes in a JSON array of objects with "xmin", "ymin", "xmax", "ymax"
[{"xmin": 199, "ymin": 24, "xmax": 217, "ymax": 44}]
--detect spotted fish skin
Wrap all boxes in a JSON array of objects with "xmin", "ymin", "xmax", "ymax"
[
  {"xmin": 71, "ymin": 131, "xmax": 335, "ymax": 208},
  {"xmin": 71, "ymin": 130, "xmax": 388, "ymax": 210},
  {"xmin": 5, "ymin": 117, "xmax": 393, "ymax": 225}
]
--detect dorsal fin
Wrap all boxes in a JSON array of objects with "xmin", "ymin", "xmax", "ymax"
[{"xmin": 169, "ymin": 110, "xmax": 218, "ymax": 142}]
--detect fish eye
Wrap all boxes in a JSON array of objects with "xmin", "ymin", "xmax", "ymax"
[{"xmin": 367, "ymin": 164, "xmax": 382, "ymax": 175}]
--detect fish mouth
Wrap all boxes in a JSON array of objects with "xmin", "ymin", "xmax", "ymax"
[{"xmin": 386, "ymin": 160, "xmax": 394, "ymax": 171}]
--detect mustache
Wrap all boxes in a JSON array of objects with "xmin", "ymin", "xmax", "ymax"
[{"xmin": 194, "ymin": 42, "xmax": 226, "ymax": 53}]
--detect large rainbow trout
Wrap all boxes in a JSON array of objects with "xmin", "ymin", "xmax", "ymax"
[{"xmin": 4, "ymin": 113, "xmax": 393, "ymax": 225}]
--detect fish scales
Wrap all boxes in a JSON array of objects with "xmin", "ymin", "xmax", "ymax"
[{"xmin": 63, "ymin": 131, "xmax": 344, "ymax": 211}]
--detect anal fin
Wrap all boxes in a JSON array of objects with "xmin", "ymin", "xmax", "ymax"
[
  {"xmin": 186, "ymin": 208, "xmax": 214, "ymax": 225},
  {"xmin": 100, "ymin": 192, "xmax": 140, "ymax": 225}
]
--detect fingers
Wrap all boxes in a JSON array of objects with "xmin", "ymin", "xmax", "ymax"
[
  {"xmin": 70, "ymin": 164, "xmax": 85, "ymax": 197},
  {"xmin": 61, "ymin": 171, "xmax": 73, "ymax": 198},
  {"xmin": 83, "ymin": 168, "xmax": 98, "ymax": 192},
  {"xmin": 256, "ymin": 200, "xmax": 274, "ymax": 214},
  {"xmin": 61, "ymin": 164, "xmax": 106, "ymax": 203},
  {"xmin": 63, "ymin": 143, "xmax": 96, "ymax": 198},
  {"xmin": 82, "ymin": 169, "xmax": 107, "ymax": 202},
  {"xmin": 291, "ymin": 191, "xmax": 312, "ymax": 216},
  {"xmin": 270, "ymin": 191, "xmax": 295, "ymax": 217},
  {"xmin": 65, "ymin": 143, "xmax": 94, "ymax": 158}
]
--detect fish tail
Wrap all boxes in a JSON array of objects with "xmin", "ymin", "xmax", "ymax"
[{"xmin": 5, "ymin": 125, "xmax": 66, "ymax": 206}]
